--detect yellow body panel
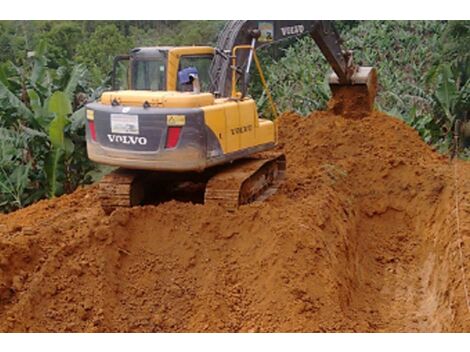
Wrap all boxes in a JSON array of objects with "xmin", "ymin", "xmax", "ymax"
[
  {"xmin": 101, "ymin": 90, "xmax": 214, "ymax": 108},
  {"xmin": 224, "ymin": 102, "xmax": 241, "ymax": 153},
  {"xmin": 167, "ymin": 46, "xmax": 215, "ymax": 91},
  {"xmin": 202, "ymin": 104, "xmax": 228, "ymax": 151},
  {"xmin": 257, "ymin": 119, "xmax": 276, "ymax": 145},
  {"xmin": 238, "ymin": 100, "xmax": 258, "ymax": 149},
  {"xmin": 201, "ymin": 98, "xmax": 276, "ymax": 154}
]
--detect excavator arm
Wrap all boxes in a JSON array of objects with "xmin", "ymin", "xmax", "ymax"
[{"xmin": 210, "ymin": 20, "xmax": 375, "ymax": 98}]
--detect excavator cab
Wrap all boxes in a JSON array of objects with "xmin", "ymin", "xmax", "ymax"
[{"xmin": 111, "ymin": 46, "xmax": 215, "ymax": 93}]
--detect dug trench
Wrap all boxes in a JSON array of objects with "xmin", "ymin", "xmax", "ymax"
[{"xmin": 0, "ymin": 106, "xmax": 469, "ymax": 331}]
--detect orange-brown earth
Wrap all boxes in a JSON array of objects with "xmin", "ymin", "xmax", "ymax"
[{"xmin": 0, "ymin": 107, "xmax": 469, "ymax": 332}]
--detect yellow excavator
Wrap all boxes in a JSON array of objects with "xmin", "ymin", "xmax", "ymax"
[{"xmin": 85, "ymin": 20, "xmax": 377, "ymax": 213}]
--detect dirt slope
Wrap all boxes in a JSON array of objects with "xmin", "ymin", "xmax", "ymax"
[{"xmin": 0, "ymin": 110, "xmax": 469, "ymax": 332}]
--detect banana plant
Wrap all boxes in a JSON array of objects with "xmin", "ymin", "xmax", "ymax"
[
  {"xmin": 0, "ymin": 41, "xmax": 93, "ymax": 211},
  {"xmin": 0, "ymin": 60, "xmax": 88, "ymax": 197},
  {"xmin": 0, "ymin": 45, "xmax": 88, "ymax": 130},
  {"xmin": 433, "ymin": 64, "xmax": 458, "ymax": 126},
  {"xmin": 428, "ymin": 63, "xmax": 470, "ymax": 139},
  {"xmin": 46, "ymin": 91, "xmax": 73, "ymax": 197}
]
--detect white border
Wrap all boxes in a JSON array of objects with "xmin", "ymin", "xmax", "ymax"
[
  {"xmin": 1, "ymin": 4, "xmax": 469, "ymax": 349},
  {"xmin": 0, "ymin": 0, "xmax": 468, "ymax": 20},
  {"xmin": 1, "ymin": 333, "xmax": 470, "ymax": 352}
]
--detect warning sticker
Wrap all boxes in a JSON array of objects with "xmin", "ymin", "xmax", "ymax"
[{"xmin": 167, "ymin": 115, "xmax": 186, "ymax": 126}]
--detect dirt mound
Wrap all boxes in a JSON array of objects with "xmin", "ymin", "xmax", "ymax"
[{"xmin": 1, "ymin": 110, "xmax": 469, "ymax": 332}]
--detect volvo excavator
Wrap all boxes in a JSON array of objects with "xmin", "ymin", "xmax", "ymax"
[{"xmin": 85, "ymin": 20, "xmax": 377, "ymax": 213}]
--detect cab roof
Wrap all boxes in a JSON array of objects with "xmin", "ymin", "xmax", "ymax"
[{"xmin": 130, "ymin": 46, "xmax": 214, "ymax": 58}]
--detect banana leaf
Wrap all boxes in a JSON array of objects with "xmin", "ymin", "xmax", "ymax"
[
  {"xmin": 46, "ymin": 91, "xmax": 72, "ymax": 197},
  {"xmin": 434, "ymin": 64, "xmax": 458, "ymax": 122},
  {"xmin": 65, "ymin": 64, "xmax": 87, "ymax": 101},
  {"xmin": 0, "ymin": 79, "xmax": 33, "ymax": 120},
  {"xmin": 30, "ymin": 40, "xmax": 48, "ymax": 87}
]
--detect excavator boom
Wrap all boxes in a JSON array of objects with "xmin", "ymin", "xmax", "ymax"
[{"xmin": 210, "ymin": 20, "xmax": 376, "ymax": 103}]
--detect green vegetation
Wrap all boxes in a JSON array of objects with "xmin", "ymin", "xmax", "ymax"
[
  {"xmin": 0, "ymin": 42, "xmax": 94, "ymax": 212},
  {"xmin": 0, "ymin": 20, "xmax": 468, "ymax": 213}
]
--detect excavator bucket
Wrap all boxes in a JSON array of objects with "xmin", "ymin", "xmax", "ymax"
[{"xmin": 328, "ymin": 67, "xmax": 378, "ymax": 119}]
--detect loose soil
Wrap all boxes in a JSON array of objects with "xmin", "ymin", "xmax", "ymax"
[{"xmin": 0, "ymin": 100, "xmax": 469, "ymax": 332}]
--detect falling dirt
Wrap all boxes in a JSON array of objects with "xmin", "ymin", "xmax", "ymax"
[{"xmin": 1, "ymin": 109, "xmax": 469, "ymax": 332}]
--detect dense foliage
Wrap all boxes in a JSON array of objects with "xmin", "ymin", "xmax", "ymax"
[
  {"xmin": 0, "ymin": 20, "xmax": 468, "ymax": 213},
  {"xmin": 0, "ymin": 42, "xmax": 94, "ymax": 212}
]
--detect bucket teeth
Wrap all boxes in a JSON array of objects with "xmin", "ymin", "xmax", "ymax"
[{"xmin": 328, "ymin": 66, "xmax": 377, "ymax": 87}]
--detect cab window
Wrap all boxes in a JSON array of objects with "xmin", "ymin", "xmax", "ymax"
[
  {"xmin": 177, "ymin": 55, "xmax": 213, "ymax": 92},
  {"xmin": 132, "ymin": 59, "xmax": 166, "ymax": 91}
]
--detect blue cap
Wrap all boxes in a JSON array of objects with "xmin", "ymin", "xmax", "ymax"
[{"xmin": 178, "ymin": 67, "xmax": 199, "ymax": 85}]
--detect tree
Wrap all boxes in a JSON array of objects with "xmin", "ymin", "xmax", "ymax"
[
  {"xmin": 44, "ymin": 22, "xmax": 84, "ymax": 67},
  {"xmin": 75, "ymin": 24, "xmax": 132, "ymax": 86}
]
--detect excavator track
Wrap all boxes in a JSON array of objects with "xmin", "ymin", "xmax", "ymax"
[
  {"xmin": 98, "ymin": 169, "xmax": 145, "ymax": 215},
  {"xmin": 98, "ymin": 154, "xmax": 286, "ymax": 214},
  {"xmin": 204, "ymin": 153, "xmax": 286, "ymax": 210}
]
